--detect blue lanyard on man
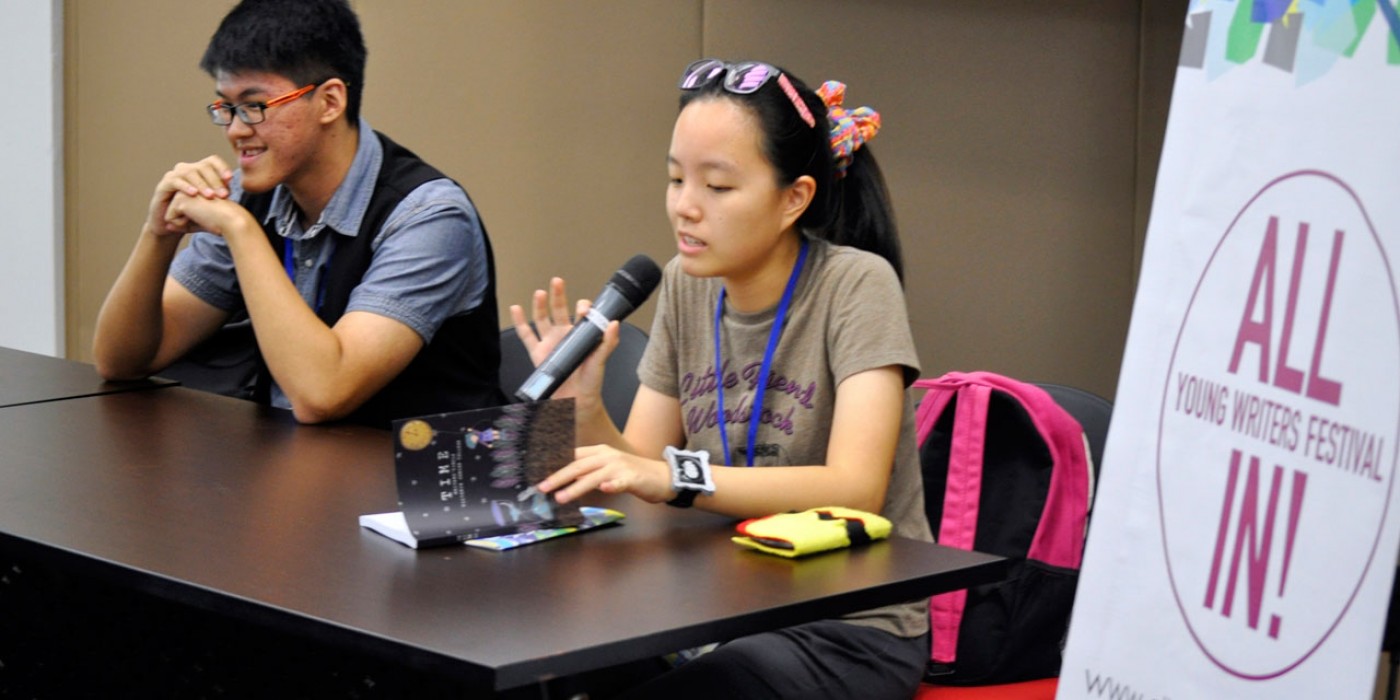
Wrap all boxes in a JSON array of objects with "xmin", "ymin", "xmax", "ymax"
[{"xmin": 283, "ymin": 238, "xmax": 329, "ymax": 312}]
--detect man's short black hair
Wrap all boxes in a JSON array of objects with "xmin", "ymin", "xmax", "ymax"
[{"xmin": 200, "ymin": 0, "xmax": 367, "ymax": 125}]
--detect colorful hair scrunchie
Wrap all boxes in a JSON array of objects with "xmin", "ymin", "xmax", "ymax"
[{"xmin": 816, "ymin": 80, "xmax": 881, "ymax": 179}]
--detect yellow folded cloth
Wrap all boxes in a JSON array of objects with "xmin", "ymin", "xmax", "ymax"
[{"xmin": 732, "ymin": 507, "xmax": 892, "ymax": 558}]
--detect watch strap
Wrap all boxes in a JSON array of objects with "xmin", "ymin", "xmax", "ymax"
[{"xmin": 666, "ymin": 488, "xmax": 700, "ymax": 508}]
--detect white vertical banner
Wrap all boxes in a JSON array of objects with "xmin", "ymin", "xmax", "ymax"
[{"xmin": 1059, "ymin": 2, "xmax": 1400, "ymax": 698}]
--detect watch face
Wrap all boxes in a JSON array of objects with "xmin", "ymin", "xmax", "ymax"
[
  {"xmin": 679, "ymin": 457, "xmax": 702, "ymax": 482},
  {"xmin": 666, "ymin": 446, "xmax": 713, "ymax": 496}
]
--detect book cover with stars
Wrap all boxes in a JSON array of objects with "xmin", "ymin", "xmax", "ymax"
[{"xmin": 361, "ymin": 399, "xmax": 622, "ymax": 549}]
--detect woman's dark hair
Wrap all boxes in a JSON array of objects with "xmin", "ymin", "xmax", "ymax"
[
  {"xmin": 678, "ymin": 63, "xmax": 904, "ymax": 282},
  {"xmin": 200, "ymin": 0, "xmax": 367, "ymax": 126}
]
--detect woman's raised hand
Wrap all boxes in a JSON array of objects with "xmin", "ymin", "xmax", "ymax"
[{"xmin": 508, "ymin": 277, "xmax": 619, "ymax": 404}]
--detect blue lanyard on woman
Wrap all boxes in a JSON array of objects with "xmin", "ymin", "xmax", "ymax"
[{"xmin": 714, "ymin": 238, "xmax": 810, "ymax": 467}]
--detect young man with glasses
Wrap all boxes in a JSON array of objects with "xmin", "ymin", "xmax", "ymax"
[{"xmin": 93, "ymin": 0, "xmax": 502, "ymax": 426}]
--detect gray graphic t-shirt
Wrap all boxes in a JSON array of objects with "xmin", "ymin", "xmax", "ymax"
[{"xmin": 639, "ymin": 237, "xmax": 934, "ymax": 637}]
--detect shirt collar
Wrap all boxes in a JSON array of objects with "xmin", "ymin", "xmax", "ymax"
[{"xmin": 258, "ymin": 118, "xmax": 382, "ymax": 240}]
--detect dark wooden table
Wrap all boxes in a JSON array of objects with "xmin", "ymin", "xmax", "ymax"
[
  {"xmin": 0, "ymin": 345, "xmax": 174, "ymax": 407},
  {"xmin": 0, "ymin": 387, "xmax": 1006, "ymax": 694}
]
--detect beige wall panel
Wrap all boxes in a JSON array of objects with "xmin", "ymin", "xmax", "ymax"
[
  {"xmin": 1137, "ymin": 0, "xmax": 1190, "ymax": 280},
  {"xmin": 66, "ymin": 0, "xmax": 233, "ymax": 360},
  {"xmin": 705, "ymin": 0, "xmax": 1144, "ymax": 398}
]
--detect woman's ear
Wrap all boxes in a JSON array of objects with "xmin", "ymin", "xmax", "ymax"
[
  {"xmin": 780, "ymin": 175, "xmax": 817, "ymax": 230},
  {"xmin": 316, "ymin": 78, "xmax": 349, "ymax": 125}
]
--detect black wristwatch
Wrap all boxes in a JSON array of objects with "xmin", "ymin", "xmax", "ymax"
[{"xmin": 664, "ymin": 446, "xmax": 714, "ymax": 508}]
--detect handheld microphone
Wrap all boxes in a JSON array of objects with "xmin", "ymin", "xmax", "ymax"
[{"xmin": 515, "ymin": 254, "xmax": 662, "ymax": 402}]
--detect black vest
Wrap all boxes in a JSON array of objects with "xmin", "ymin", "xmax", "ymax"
[{"xmin": 160, "ymin": 132, "xmax": 504, "ymax": 427}]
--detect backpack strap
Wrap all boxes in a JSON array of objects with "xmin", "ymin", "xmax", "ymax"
[{"xmin": 914, "ymin": 374, "xmax": 993, "ymax": 665}]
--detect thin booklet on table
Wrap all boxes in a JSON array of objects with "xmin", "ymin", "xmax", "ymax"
[{"xmin": 359, "ymin": 398, "xmax": 623, "ymax": 550}]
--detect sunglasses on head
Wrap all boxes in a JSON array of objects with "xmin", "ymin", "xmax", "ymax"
[{"xmin": 678, "ymin": 59, "xmax": 817, "ymax": 128}]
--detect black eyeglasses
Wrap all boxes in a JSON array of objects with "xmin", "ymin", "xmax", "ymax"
[
  {"xmin": 677, "ymin": 59, "xmax": 816, "ymax": 128},
  {"xmin": 207, "ymin": 82, "xmax": 319, "ymax": 126}
]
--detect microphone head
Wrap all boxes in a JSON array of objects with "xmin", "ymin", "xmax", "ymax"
[{"xmin": 608, "ymin": 255, "xmax": 663, "ymax": 307}]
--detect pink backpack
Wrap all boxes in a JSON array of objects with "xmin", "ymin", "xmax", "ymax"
[{"xmin": 915, "ymin": 371, "xmax": 1093, "ymax": 684}]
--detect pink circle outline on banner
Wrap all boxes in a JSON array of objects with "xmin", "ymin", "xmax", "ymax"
[{"xmin": 1155, "ymin": 169, "xmax": 1400, "ymax": 680}]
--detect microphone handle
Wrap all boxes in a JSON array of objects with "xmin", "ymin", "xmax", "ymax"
[{"xmin": 515, "ymin": 286, "xmax": 636, "ymax": 402}]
